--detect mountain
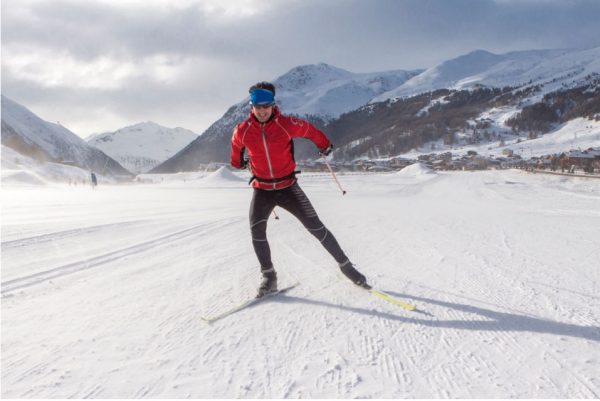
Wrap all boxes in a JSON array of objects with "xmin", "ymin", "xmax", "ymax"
[
  {"xmin": 87, "ymin": 122, "xmax": 198, "ymax": 174},
  {"xmin": 273, "ymin": 63, "xmax": 420, "ymax": 119},
  {"xmin": 150, "ymin": 63, "xmax": 422, "ymax": 173},
  {"xmin": 153, "ymin": 48, "xmax": 600, "ymax": 172},
  {"xmin": 373, "ymin": 47, "xmax": 600, "ymax": 102},
  {"xmin": 1, "ymin": 96, "xmax": 131, "ymax": 178},
  {"xmin": 325, "ymin": 82, "xmax": 599, "ymax": 162}
]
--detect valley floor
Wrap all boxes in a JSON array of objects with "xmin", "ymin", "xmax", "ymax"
[{"xmin": 1, "ymin": 169, "xmax": 599, "ymax": 398}]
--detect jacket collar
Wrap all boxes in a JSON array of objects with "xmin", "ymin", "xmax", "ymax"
[{"xmin": 248, "ymin": 105, "xmax": 281, "ymax": 125}]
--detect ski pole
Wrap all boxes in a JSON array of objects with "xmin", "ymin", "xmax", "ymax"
[
  {"xmin": 272, "ymin": 209, "xmax": 279, "ymax": 220},
  {"xmin": 321, "ymin": 156, "xmax": 347, "ymax": 195}
]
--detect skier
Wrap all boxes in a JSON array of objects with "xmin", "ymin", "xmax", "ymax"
[
  {"xmin": 230, "ymin": 82, "xmax": 368, "ymax": 297},
  {"xmin": 90, "ymin": 172, "xmax": 98, "ymax": 188}
]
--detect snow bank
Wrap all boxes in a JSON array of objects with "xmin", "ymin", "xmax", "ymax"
[
  {"xmin": 1, "ymin": 145, "xmax": 101, "ymax": 187},
  {"xmin": 1, "ymin": 170, "xmax": 47, "ymax": 186},
  {"xmin": 203, "ymin": 166, "xmax": 245, "ymax": 182},
  {"xmin": 135, "ymin": 167, "xmax": 248, "ymax": 186},
  {"xmin": 200, "ymin": 166, "xmax": 246, "ymax": 185},
  {"xmin": 396, "ymin": 162, "xmax": 436, "ymax": 177},
  {"xmin": 135, "ymin": 171, "xmax": 207, "ymax": 184}
]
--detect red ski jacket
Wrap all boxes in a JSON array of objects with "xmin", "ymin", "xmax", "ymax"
[{"xmin": 230, "ymin": 107, "xmax": 331, "ymax": 190}]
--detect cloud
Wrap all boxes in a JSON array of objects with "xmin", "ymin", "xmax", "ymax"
[
  {"xmin": 2, "ymin": 0, "xmax": 256, "ymax": 59},
  {"xmin": 2, "ymin": 0, "xmax": 600, "ymax": 137}
]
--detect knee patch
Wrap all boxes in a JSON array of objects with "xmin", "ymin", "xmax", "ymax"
[
  {"xmin": 251, "ymin": 219, "xmax": 268, "ymax": 241},
  {"xmin": 307, "ymin": 224, "xmax": 328, "ymax": 242}
]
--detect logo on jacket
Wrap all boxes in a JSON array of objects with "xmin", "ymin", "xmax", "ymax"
[{"xmin": 289, "ymin": 117, "xmax": 304, "ymax": 127}]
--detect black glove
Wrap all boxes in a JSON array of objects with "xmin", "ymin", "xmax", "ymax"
[
  {"xmin": 241, "ymin": 159, "xmax": 249, "ymax": 169},
  {"xmin": 319, "ymin": 144, "xmax": 333, "ymax": 157}
]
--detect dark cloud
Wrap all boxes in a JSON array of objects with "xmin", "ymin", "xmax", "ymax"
[
  {"xmin": 1, "ymin": 0, "xmax": 246, "ymax": 60},
  {"xmin": 2, "ymin": 0, "xmax": 600, "ymax": 137}
]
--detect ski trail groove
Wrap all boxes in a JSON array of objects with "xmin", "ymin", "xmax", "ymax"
[
  {"xmin": 1, "ymin": 217, "xmax": 242, "ymax": 294},
  {"xmin": 1, "ymin": 220, "xmax": 146, "ymax": 250}
]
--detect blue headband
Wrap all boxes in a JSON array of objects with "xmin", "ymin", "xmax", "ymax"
[{"xmin": 249, "ymin": 88, "xmax": 275, "ymax": 105}]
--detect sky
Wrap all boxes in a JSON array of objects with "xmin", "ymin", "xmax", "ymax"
[{"xmin": 2, "ymin": 0, "xmax": 600, "ymax": 139}]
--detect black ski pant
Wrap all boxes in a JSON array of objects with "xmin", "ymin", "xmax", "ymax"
[{"xmin": 249, "ymin": 182, "xmax": 349, "ymax": 272}]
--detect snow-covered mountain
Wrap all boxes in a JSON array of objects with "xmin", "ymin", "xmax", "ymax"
[
  {"xmin": 212, "ymin": 63, "xmax": 421, "ymax": 125},
  {"xmin": 373, "ymin": 47, "xmax": 600, "ymax": 102},
  {"xmin": 153, "ymin": 48, "xmax": 600, "ymax": 172},
  {"xmin": 274, "ymin": 63, "xmax": 421, "ymax": 119},
  {"xmin": 1, "ymin": 96, "xmax": 131, "ymax": 178},
  {"xmin": 87, "ymin": 122, "xmax": 198, "ymax": 174},
  {"xmin": 6, "ymin": 46, "xmax": 597, "ymax": 177},
  {"xmin": 151, "ymin": 63, "xmax": 421, "ymax": 172}
]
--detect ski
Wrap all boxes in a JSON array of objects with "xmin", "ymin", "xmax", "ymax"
[
  {"xmin": 338, "ymin": 274, "xmax": 417, "ymax": 311},
  {"xmin": 201, "ymin": 283, "xmax": 299, "ymax": 323},
  {"xmin": 367, "ymin": 288, "xmax": 416, "ymax": 311}
]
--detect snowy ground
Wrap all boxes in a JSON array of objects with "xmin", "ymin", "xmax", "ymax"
[{"xmin": 2, "ymin": 167, "xmax": 599, "ymax": 398}]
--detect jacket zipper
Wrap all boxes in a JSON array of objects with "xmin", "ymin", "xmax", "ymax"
[{"xmin": 261, "ymin": 124, "xmax": 276, "ymax": 189}]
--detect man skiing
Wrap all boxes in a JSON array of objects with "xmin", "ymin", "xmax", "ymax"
[
  {"xmin": 230, "ymin": 81, "xmax": 369, "ymax": 297},
  {"xmin": 90, "ymin": 172, "xmax": 98, "ymax": 188}
]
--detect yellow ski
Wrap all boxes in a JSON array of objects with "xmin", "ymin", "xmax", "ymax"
[
  {"xmin": 368, "ymin": 289, "xmax": 416, "ymax": 311},
  {"xmin": 337, "ymin": 273, "xmax": 418, "ymax": 312}
]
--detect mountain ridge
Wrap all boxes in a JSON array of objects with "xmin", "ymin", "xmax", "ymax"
[
  {"xmin": 87, "ymin": 121, "xmax": 198, "ymax": 174},
  {"xmin": 150, "ymin": 63, "xmax": 422, "ymax": 172},
  {"xmin": 4, "ymin": 46, "xmax": 599, "ymax": 178},
  {"xmin": 152, "ymin": 46, "xmax": 600, "ymax": 173},
  {"xmin": 1, "ymin": 95, "xmax": 131, "ymax": 178},
  {"xmin": 373, "ymin": 47, "xmax": 600, "ymax": 102}
]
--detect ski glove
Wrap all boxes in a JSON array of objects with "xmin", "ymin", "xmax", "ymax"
[{"xmin": 319, "ymin": 144, "xmax": 333, "ymax": 157}]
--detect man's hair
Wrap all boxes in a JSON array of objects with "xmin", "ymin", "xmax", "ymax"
[{"xmin": 249, "ymin": 82, "xmax": 276, "ymax": 96}]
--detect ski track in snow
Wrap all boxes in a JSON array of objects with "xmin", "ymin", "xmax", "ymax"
[
  {"xmin": 1, "ymin": 170, "xmax": 599, "ymax": 398},
  {"xmin": 1, "ymin": 217, "xmax": 242, "ymax": 294}
]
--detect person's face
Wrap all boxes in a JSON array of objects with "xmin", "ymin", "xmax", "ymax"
[{"xmin": 252, "ymin": 104, "xmax": 273, "ymax": 123}]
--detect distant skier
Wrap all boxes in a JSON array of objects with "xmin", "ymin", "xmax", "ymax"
[
  {"xmin": 230, "ymin": 81, "xmax": 368, "ymax": 297},
  {"xmin": 90, "ymin": 172, "xmax": 98, "ymax": 188}
]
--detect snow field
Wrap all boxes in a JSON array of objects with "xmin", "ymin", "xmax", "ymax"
[{"xmin": 1, "ymin": 168, "xmax": 599, "ymax": 397}]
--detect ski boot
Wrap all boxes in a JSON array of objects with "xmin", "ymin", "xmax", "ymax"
[
  {"xmin": 340, "ymin": 261, "xmax": 371, "ymax": 289},
  {"xmin": 257, "ymin": 268, "xmax": 278, "ymax": 298}
]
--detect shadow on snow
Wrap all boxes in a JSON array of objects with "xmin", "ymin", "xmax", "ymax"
[{"xmin": 270, "ymin": 292, "xmax": 600, "ymax": 342}]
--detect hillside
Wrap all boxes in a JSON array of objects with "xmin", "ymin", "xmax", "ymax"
[
  {"xmin": 150, "ymin": 63, "xmax": 421, "ymax": 172},
  {"xmin": 152, "ymin": 47, "xmax": 600, "ymax": 172},
  {"xmin": 373, "ymin": 47, "xmax": 600, "ymax": 102},
  {"xmin": 327, "ymin": 81, "xmax": 600, "ymax": 161},
  {"xmin": 1, "ymin": 96, "xmax": 130, "ymax": 178}
]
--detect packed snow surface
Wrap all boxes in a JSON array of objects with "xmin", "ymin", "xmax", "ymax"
[{"xmin": 2, "ymin": 170, "xmax": 599, "ymax": 398}]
